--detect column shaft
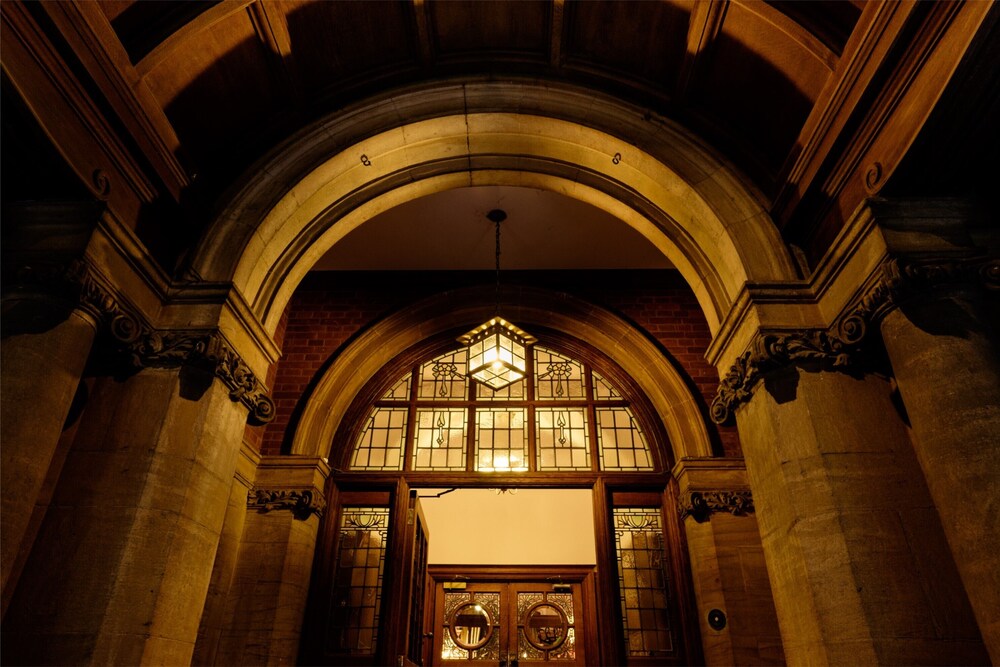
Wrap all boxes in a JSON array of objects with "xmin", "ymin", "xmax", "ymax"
[
  {"xmin": 0, "ymin": 309, "xmax": 96, "ymax": 600},
  {"xmin": 739, "ymin": 368, "xmax": 988, "ymax": 665},
  {"xmin": 2, "ymin": 369, "xmax": 248, "ymax": 665},
  {"xmin": 880, "ymin": 291, "xmax": 1000, "ymax": 660}
]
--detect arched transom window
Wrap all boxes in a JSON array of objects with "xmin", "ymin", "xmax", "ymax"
[{"xmin": 349, "ymin": 345, "xmax": 657, "ymax": 473}]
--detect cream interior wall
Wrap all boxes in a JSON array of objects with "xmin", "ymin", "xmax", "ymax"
[{"xmin": 419, "ymin": 489, "xmax": 596, "ymax": 565}]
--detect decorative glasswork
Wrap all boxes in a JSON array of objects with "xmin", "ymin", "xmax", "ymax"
[
  {"xmin": 596, "ymin": 408, "xmax": 653, "ymax": 471},
  {"xmin": 325, "ymin": 507, "xmax": 390, "ymax": 656},
  {"xmin": 614, "ymin": 508, "xmax": 673, "ymax": 657},
  {"xmin": 419, "ymin": 350, "xmax": 469, "ymax": 400},
  {"xmin": 457, "ymin": 317, "xmax": 537, "ymax": 391},
  {"xmin": 413, "ymin": 408, "xmax": 468, "ymax": 470},
  {"xmin": 475, "ymin": 408, "xmax": 528, "ymax": 471},
  {"xmin": 516, "ymin": 591, "xmax": 577, "ymax": 662},
  {"xmin": 592, "ymin": 371, "xmax": 623, "ymax": 400},
  {"xmin": 349, "ymin": 341, "xmax": 660, "ymax": 473},
  {"xmin": 381, "ymin": 374, "xmax": 411, "ymax": 400},
  {"xmin": 536, "ymin": 408, "xmax": 590, "ymax": 470},
  {"xmin": 351, "ymin": 407, "xmax": 406, "ymax": 470},
  {"xmin": 535, "ymin": 348, "xmax": 586, "ymax": 399}
]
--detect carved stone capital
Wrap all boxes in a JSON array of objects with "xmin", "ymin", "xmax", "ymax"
[
  {"xmin": 711, "ymin": 256, "xmax": 999, "ymax": 425},
  {"xmin": 248, "ymin": 488, "xmax": 326, "ymax": 520},
  {"xmin": 678, "ymin": 490, "xmax": 754, "ymax": 523},
  {"xmin": 838, "ymin": 257, "xmax": 1000, "ymax": 343},
  {"xmin": 710, "ymin": 328, "xmax": 854, "ymax": 424},
  {"xmin": 72, "ymin": 264, "xmax": 276, "ymax": 424}
]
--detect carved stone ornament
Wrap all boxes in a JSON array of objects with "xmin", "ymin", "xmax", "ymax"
[
  {"xmin": 710, "ymin": 329, "xmax": 853, "ymax": 425},
  {"xmin": 72, "ymin": 262, "xmax": 276, "ymax": 424},
  {"xmin": 711, "ymin": 255, "xmax": 999, "ymax": 425},
  {"xmin": 678, "ymin": 490, "xmax": 754, "ymax": 523},
  {"xmin": 248, "ymin": 488, "xmax": 325, "ymax": 520}
]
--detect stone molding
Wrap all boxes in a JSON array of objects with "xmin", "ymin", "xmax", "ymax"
[
  {"xmin": 247, "ymin": 488, "xmax": 325, "ymax": 520},
  {"xmin": 678, "ymin": 490, "xmax": 754, "ymax": 523},
  {"xmin": 711, "ymin": 255, "xmax": 999, "ymax": 424},
  {"xmin": 73, "ymin": 262, "xmax": 276, "ymax": 424}
]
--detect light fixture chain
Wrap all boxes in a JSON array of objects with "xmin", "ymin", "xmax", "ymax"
[{"xmin": 495, "ymin": 216, "xmax": 501, "ymax": 315}]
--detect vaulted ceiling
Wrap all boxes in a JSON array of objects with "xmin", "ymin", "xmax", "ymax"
[{"xmin": 3, "ymin": 1, "xmax": 997, "ymax": 272}]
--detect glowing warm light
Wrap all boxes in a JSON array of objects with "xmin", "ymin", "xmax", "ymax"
[{"xmin": 457, "ymin": 317, "xmax": 537, "ymax": 390}]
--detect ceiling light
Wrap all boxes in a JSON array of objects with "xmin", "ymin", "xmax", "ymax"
[{"xmin": 457, "ymin": 209, "xmax": 536, "ymax": 390}]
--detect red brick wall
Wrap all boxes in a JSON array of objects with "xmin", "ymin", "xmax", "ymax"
[{"xmin": 257, "ymin": 270, "xmax": 741, "ymax": 458}]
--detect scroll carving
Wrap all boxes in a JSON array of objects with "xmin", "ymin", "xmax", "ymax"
[
  {"xmin": 711, "ymin": 255, "xmax": 999, "ymax": 425},
  {"xmin": 74, "ymin": 263, "xmax": 276, "ymax": 424},
  {"xmin": 678, "ymin": 490, "xmax": 754, "ymax": 523},
  {"xmin": 248, "ymin": 488, "xmax": 325, "ymax": 520}
]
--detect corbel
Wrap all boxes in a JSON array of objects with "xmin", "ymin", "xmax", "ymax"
[
  {"xmin": 247, "ymin": 488, "xmax": 326, "ymax": 520},
  {"xmin": 677, "ymin": 490, "xmax": 754, "ymax": 523}
]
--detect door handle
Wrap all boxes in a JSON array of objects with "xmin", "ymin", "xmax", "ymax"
[{"xmin": 500, "ymin": 650, "xmax": 518, "ymax": 667}]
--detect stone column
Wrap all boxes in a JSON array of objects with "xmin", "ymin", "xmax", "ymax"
[
  {"xmin": 736, "ymin": 364, "xmax": 988, "ymax": 665},
  {"xmin": 1, "ymin": 201, "xmax": 103, "ymax": 604},
  {"xmin": 879, "ymin": 279, "xmax": 1000, "ymax": 660},
  {"xmin": 674, "ymin": 458, "xmax": 783, "ymax": 666},
  {"xmin": 211, "ymin": 456, "xmax": 329, "ymax": 666},
  {"xmin": 192, "ymin": 443, "xmax": 260, "ymax": 666},
  {"xmin": 2, "ymin": 368, "xmax": 252, "ymax": 665},
  {"xmin": 1, "ymin": 308, "xmax": 97, "ymax": 602}
]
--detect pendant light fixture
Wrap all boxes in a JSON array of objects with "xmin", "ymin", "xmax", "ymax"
[{"xmin": 457, "ymin": 209, "xmax": 536, "ymax": 390}]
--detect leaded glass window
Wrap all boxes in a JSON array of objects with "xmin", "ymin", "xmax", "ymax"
[
  {"xmin": 614, "ymin": 507, "xmax": 673, "ymax": 657},
  {"xmin": 348, "ymin": 343, "xmax": 659, "ymax": 472},
  {"xmin": 326, "ymin": 507, "xmax": 390, "ymax": 656}
]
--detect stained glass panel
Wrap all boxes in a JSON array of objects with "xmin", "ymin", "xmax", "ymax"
[
  {"xmin": 419, "ymin": 350, "xmax": 469, "ymax": 400},
  {"xmin": 325, "ymin": 507, "xmax": 390, "ymax": 656},
  {"xmin": 381, "ymin": 374, "xmax": 411, "ymax": 400},
  {"xmin": 592, "ymin": 371, "xmax": 623, "ymax": 400},
  {"xmin": 351, "ymin": 408, "xmax": 406, "ymax": 470},
  {"xmin": 413, "ymin": 408, "xmax": 468, "ymax": 470},
  {"xmin": 596, "ymin": 408, "xmax": 653, "ymax": 471},
  {"xmin": 536, "ymin": 408, "xmax": 590, "ymax": 470},
  {"xmin": 534, "ymin": 348, "xmax": 586, "ymax": 400},
  {"xmin": 614, "ymin": 508, "xmax": 673, "ymax": 657},
  {"xmin": 475, "ymin": 408, "xmax": 528, "ymax": 472}
]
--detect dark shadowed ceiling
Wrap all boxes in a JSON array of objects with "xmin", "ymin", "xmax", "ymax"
[{"xmin": 3, "ymin": 0, "xmax": 996, "ymax": 272}]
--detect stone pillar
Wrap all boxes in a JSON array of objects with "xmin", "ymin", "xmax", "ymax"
[
  {"xmin": 1, "ymin": 309, "xmax": 97, "ymax": 602},
  {"xmin": 1, "ymin": 201, "xmax": 103, "ymax": 604},
  {"xmin": 879, "ymin": 283, "xmax": 1000, "ymax": 660},
  {"xmin": 674, "ymin": 458, "xmax": 783, "ymax": 666},
  {"xmin": 738, "ymin": 366, "xmax": 988, "ymax": 665},
  {"xmin": 2, "ymin": 368, "xmax": 251, "ymax": 665},
  {"xmin": 212, "ymin": 455, "xmax": 329, "ymax": 666},
  {"xmin": 192, "ymin": 443, "xmax": 261, "ymax": 666}
]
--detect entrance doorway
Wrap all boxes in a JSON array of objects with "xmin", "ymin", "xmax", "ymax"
[{"xmin": 428, "ymin": 566, "xmax": 595, "ymax": 667}]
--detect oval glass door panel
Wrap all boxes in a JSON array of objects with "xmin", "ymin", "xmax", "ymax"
[
  {"xmin": 451, "ymin": 603, "xmax": 493, "ymax": 650},
  {"xmin": 524, "ymin": 603, "xmax": 568, "ymax": 650}
]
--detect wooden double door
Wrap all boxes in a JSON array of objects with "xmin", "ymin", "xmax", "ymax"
[{"xmin": 427, "ymin": 567, "xmax": 594, "ymax": 667}]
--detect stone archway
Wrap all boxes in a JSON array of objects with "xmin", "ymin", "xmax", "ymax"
[
  {"xmin": 192, "ymin": 82, "xmax": 798, "ymax": 338},
  {"xmin": 290, "ymin": 285, "xmax": 715, "ymax": 463}
]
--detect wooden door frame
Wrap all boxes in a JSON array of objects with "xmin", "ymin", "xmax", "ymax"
[{"xmin": 427, "ymin": 565, "xmax": 599, "ymax": 665}]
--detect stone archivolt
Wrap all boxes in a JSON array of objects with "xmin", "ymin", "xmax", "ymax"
[
  {"xmin": 677, "ymin": 490, "xmax": 754, "ymax": 523},
  {"xmin": 711, "ymin": 255, "xmax": 1000, "ymax": 425},
  {"xmin": 72, "ymin": 261, "xmax": 276, "ymax": 424},
  {"xmin": 248, "ymin": 488, "xmax": 326, "ymax": 520}
]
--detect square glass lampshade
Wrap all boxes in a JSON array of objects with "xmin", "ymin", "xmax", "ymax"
[{"xmin": 457, "ymin": 317, "xmax": 537, "ymax": 390}]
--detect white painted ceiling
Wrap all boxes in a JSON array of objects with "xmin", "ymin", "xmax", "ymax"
[{"xmin": 312, "ymin": 186, "xmax": 671, "ymax": 271}]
